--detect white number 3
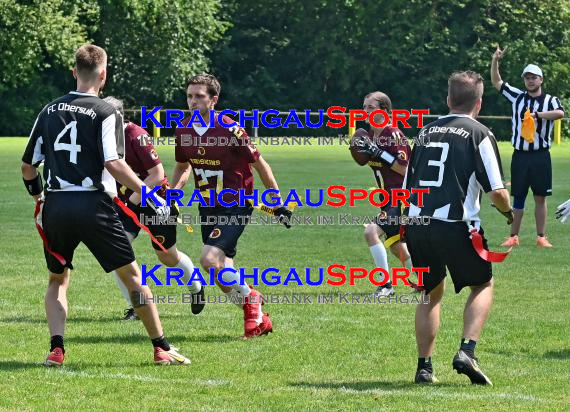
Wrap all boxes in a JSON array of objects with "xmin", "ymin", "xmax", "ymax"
[
  {"xmin": 419, "ymin": 142, "xmax": 449, "ymax": 187},
  {"xmin": 54, "ymin": 121, "xmax": 81, "ymax": 164}
]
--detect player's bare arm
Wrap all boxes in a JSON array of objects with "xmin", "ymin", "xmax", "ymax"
[
  {"xmin": 491, "ymin": 46, "xmax": 506, "ymax": 91},
  {"xmin": 489, "ymin": 188, "xmax": 513, "ymax": 224},
  {"xmin": 128, "ymin": 163, "xmax": 165, "ymax": 204},
  {"xmin": 532, "ymin": 109, "xmax": 565, "ymax": 121},
  {"xmin": 21, "ymin": 162, "xmax": 43, "ymax": 202},
  {"xmin": 391, "ymin": 160, "xmax": 407, "ymax": 176},
  {"xmin": 171, "ymin": 161, "xmax": 192, "ymax": 190},
  {"xmin": 105, "ymin": 158, "xmax": 145, "ymax": 203},
  {"xmin": 252, "ymin": 155, "xmax": 292, "ymax": 227},
  {"xmin": 251, "ymin": 155, "xmax": 280, "ymax": 195}
]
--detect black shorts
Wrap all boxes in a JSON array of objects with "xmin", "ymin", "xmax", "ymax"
[
  {"xmin": 199, "ymin": 205, "xmax": 253, "ymax": 258},
  {"xmin": 115, "ymin": 201, "xmax": 178, "ymax": 251},
  {"xmin": 405, "ymin": 219, "xmax": 492, "ymax": 294},
  {"xmin": 41, "ymin": 192, "xmax": 135, "ymax": 274},
  {"xmin": 375, "ymin": 203, "xmax": 402, "ymax": 248},
  {"xmin": 511, "ymin": 150, "xmax": 552, "ymax": 198}
]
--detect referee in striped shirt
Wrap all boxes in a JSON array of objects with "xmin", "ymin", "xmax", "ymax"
[{"xmin": 491, "ymin": 46, "xmax": 564, "ymax": 248}]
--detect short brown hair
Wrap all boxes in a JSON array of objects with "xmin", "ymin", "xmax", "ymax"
[
  {"xmin": 75, "ymin": 45, "xmax": 107, "ymax": 82},
  {"xmin": 186, "ymin": 74, "xmax": 221, "ymax": 97},
  {"xmin": 364, "ymin": 91, "xmax": 392, "ymax": 112},
  {"xmin": 448, "ymin": 71, "xmax": 484, "ymax": 112}
]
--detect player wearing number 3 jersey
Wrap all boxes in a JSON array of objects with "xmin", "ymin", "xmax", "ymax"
[
  {"xmin": 172, "ymin": 74, "xmax": 291, "ymax": 339},
  {"xmin": 404, "ymin": 71, "xmax": 512, "ymax": 385}
]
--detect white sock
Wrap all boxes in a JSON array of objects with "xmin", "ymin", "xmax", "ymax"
[
  {"xmin": 370, "ymin": 243, "xmax": 390, "ymax": 285},
  {"xmin": 176, "ymin": 252, "xmax": 201, "ymax": 294},
  {"xmin": 113, "ymin": 271, "xmax": 132, "ymax": 306},
  {"xmin": 221, "ymin": 263, "xmax": 251, "ymax": 296}
]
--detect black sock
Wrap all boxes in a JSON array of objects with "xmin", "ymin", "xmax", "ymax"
[
  {"xmin": 510, "ymin": 233, "xmax": 517, "ymax": 237},
  {"xmin": 50, "ymin": 335, "xmax": 65, "ymax": 354},
  {"xmin": 151, "ymin": 335, "xmax": 170, "ymax": 351},
  {"xmin": 417, "ymin": 357, "xmax": 432, "ymax": 371},
  {"xmin": 383, "ymin": 281, "xmax": 393, "ymax": 289},
  {"xmin": 538, "ymin": 233, "xmax": 544, "ymax": 237},
  {"xmin": 460, "ymin": 338, "xmax": 477, "ymax": 357}
]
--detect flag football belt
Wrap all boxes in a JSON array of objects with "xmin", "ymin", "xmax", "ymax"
[
  {"xmin": 34, "ymin": 197, "xmax": 67, "ymax": 266},
  {"xmin": 468, "ymin": 224, "xmax": 511, "ymax": 263},
  {"xmin": 113, "ymin": 197, "xmax": 168, "ymax": 253}
]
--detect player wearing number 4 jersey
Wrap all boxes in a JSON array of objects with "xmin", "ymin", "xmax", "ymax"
[
  {"xmin": 21, "ymin": 45, "xmax": 190, "ymax": 366},
  {"xmin": 172, "ymin": 74, "xmax": 291, "ymax": 339},
  {"xmin": 404, "ymin": 71, "xmax": 513, "ymax": 385},
  {"xmin": 102, "ymin": 96, "xmax": 204, "ymax": 320}
]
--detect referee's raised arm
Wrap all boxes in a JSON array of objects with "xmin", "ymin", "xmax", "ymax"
[{"xmin": 490, "ymin": 46, "xmax": 507, "ymax": 91}]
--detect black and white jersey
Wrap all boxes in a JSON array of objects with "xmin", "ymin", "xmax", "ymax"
[
  {"xmin": 500, "ymin": 82, "xmax": 564, "ymax": 151},
  {"xmin": 404, "ymin": 114, "xmax": 504, "ymax": 225},
  {"xmin": 22, "ymin": 91, "xmax": 125, "ymax": 196}
]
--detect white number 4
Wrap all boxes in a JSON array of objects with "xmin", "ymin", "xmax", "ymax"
[
  {"xmin": 54, "ymin": 121, "xmax": 81, "ymax": 164},
  {"xmin": 419, "ymin": 142, "xmax": 449, "ymax": 187}
]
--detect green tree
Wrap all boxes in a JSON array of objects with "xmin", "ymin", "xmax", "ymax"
[
  {"xmin": 0, "ymin": 0, "xmax": 228, "ymax": 135},
  {"xmin": 213, "ymin": 0, "xmax": 570, "ymax": 137},
  {"xmin": 93, "ymin": 0, "xmax": 229, "ymax": 106}
]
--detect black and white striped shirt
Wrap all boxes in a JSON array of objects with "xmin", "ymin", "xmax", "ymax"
[
  {"xmin": 500, "ymin": 82, "xmax": 564, "ymax": 151},
  {"xmin": 22, "ymin": 91, "xmax": 125, "ymax": 196},
  {"xmin": 404, "ymin": 114, "xmax": 504, "ymax": 225}
]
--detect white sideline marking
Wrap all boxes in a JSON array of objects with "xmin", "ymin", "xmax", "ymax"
[
  {"xmin": 58, "ymin": 370, "xmax": 230, "ymax": 386},
  {"xmin": 291, "ymin": 385, "xmax": 541, "ymax": 402}
]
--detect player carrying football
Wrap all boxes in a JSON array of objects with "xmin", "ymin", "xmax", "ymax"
[
  {"xmin": 103, "ymin": 96, "xmax": 204, "ymax": 320},
  {"xmin": 351, "ymin": 91, "xmax": 412, "ymax": 296},
  {"xmin": 171, "ymin": 74, "xmax": 292, "ymax": 339}
]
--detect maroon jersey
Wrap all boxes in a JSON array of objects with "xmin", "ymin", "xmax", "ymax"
[
  {"xmin": 117, "ymin": 122, "xmax": 165, "ymax": 201},
  {"xmin": 367, "ymin": 126, "xmax": 410, "ymax": 191},
  {"xmin": 175, "ymin": 113, "xmax": 261, "ymax": 205}
]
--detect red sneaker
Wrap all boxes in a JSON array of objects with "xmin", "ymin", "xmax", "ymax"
[
  {"xmin": 154, "ymin": 346, "xmax": 191, "ymax": 365},
  {"xmin": 501, "ymin": 235, "xmax": 519, "ymax": 247},
  {"xmin": 45, "ymin": 347, "xmax": 64, "ymax": 367},
  {"xmin": 536, "ymin": 236, "xmax": 553, "ymax": 248},
  {"xmin": 243, "ymin": 289, "xmax": 263, "ymax": 335},
  {"xmin": 242, "ymin": 312, "xmax": 273, "ymax": 339}
]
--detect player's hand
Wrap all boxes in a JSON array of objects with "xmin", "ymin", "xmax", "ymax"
[
  {"xmin": 493, "ymin": 45, "xmax": 507, "ymax": 61},
  {"xmin": 357, "ymin": 139, "xmax": 396, "ymax": 167},
  {"xmin": 356, "ymin": 138, "xmax": 383, "ymax": 158},
  {"xmin": 555, "ymin": 199, "xmax": 570, "ymax": 224},
  {"xmin": 148, "ymin": 194, "xmax": 171, "ymax": 218},
  {"xmin": 491, "ymin": 204, "xmax": 514, "ymax": 225},
  {"xmin": 274, "ymin": 206, "xmax": 292, "ymax": 228}
]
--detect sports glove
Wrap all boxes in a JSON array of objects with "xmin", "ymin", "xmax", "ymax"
[
  {"xmin": 274, "ymin": 206, "xmax": 293, "ymax": 229},
  {"xmin": 147, "ymin": 194, "xmax": 171, "ymax": 218},
  {"xmin": 555, "ymin": 199, "xmax": 570, "ymax": 224},
  {"xmin": 356, "ymin": 139, "xmax": 396, "ymax": 167},
  {"xmin": 491, "ymin": 204, "xmax": 514, "ymax": 225}
]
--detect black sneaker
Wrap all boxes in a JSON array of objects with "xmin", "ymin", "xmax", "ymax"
[
  {"xmin": 123, "ymin": 307, "xmax": 139, "ymax": 321},
  {"xmin": 372, "ymin": 283, "xmax": 395, "ymax": 297},
  {"xmin": 191, "ymin": 286, "xmax": 206, "ymax": 315},
  {"xmin": 414, "ymin": 368, "xmax": 438, "ymax": 384},
  {"xmin": 452, "ymin": 349, "xmax": 493, "ymax": 385}
]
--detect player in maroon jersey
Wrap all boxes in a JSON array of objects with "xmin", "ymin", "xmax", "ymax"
[
  {"xmin": 355, "ymin": 91, "xmax": 413, "ymax": 297},
  {"xmin": 103, "ymin": 97, "xmax": 204, "ymax": 320},
  {"xmin": 171, "ymin": 74, "xmax": 292, "ymax": 339}
]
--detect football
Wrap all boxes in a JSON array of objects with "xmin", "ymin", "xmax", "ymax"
[{"xmin": 349, "ymin": 128, "xmax": 372, "ymax": 166}]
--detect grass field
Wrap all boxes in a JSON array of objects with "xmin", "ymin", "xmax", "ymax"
[{"xmin": 1, "ymin": 137, "xmax": 569, "ymax": 411}]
